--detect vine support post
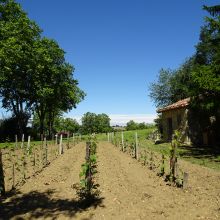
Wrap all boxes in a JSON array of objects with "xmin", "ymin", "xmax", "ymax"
[
  {"xmin": 55, "ymin": 134, "xmax": 58, "ymax": 145},
  {"xmin": 135, "ymin": 132, "xmax": 138, "ymax": 160},
  {"xmin": 21, "ymin": 134, "xmax": 24, "ymax": 148},
  {"xmin": 72, "ymin": 133, "xmax": 75, "ymax": 146},
  {"xmin": 160, "ymin": 154, "xmax": 165, "ymax": 176},
  {"xmin": 85, "ymin": 141, "xmax": 92, "ymax": 192},
  {"xmin": 59, "ymin": 134, "xmax": 63, "ymax": 155},
  {"xmin": 107, "ymin": 133, "xmax": 110, "ymax": 142},
  {"xmin": 121, "ymin": 131, "xmax": 124, "ymax": 151},
  {"xmin": 27, "ymin": 136, "xmax": 31, "ymax": 154},
  {"xmin": 15, "ymin": 135, "xmax": 18, "ymax": 149},
  {"xmin": 67, "ymin": 132, "xmax": 70, "ymax": 149},
  {"xmin": 86, "ymin": 142, "xmax": 91, "ymax": 161},
  {"xmin": 44, "ymin": 137, "xmax": 48, "ymax": 165},
  {"xmin": 183, "ymin": 172, "xmax": 189, "ymax": 189}
]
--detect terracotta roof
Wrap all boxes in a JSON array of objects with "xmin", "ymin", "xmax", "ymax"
[{"xmin": 157, "ymin": 98, "xmax": 190, "ymax": 113}]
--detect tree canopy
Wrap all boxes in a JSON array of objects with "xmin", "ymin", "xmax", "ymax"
[
  {"xmin": 81, "ymin": 112, "xmax": 111, "ymax": 134},
  {"xmin": 0, "ymin": 0, "xmax": 85, "ymax": 138},
  {"xmin": 149, "ymin": 58, "xmax": 195, "ymax": 108},
  {"xmin": 149, "ymin": 5, "xmax": 220, "ymax": 111},
  {"xmin": 0, "ymin": 0, "xmax": 41, "ymax": 135},
  {"xmin": 149, "ymin": 4, "xmax": 220, "ymax": 144}
]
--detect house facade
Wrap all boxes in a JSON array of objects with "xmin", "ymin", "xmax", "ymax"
[{"xmin": 157, "ymin": 98, "xmax": 191, "ymax": 144}]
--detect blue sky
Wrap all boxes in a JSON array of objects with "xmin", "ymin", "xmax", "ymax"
[{"xmin": 4, "ymin": 0, "xmax": 220, "ymax": 124}]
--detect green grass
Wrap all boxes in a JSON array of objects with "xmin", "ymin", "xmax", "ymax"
[
  {"xmin": 109, "ymin": 128, "xmax": 220, "ymax": 171},
  {"xmin": 1, "ymin": 129, "xmax": 219, "ymax": 171}
]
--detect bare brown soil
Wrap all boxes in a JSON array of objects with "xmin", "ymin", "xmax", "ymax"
[{"xmin": 0, "ymin": 142, "xmax": 220, "ymax": 220}]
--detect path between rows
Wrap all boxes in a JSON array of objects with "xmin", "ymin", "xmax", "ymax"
[{"xmin": 0, "ymin": 142, "xmax": 219, "ymax": 219}]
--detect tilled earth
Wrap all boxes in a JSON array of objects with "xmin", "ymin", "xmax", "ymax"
[{"xmin": 0, "ymin": 142, "xmax": 220, "ymax": 220}]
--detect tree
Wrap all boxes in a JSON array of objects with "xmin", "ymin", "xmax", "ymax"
[
  {"xmin": 191, "ymin": 5, "xmax": 220, "ymax": 144},
  {"xmin": 170, "ymin": 57, "xmax": 195, "ymax": 102},
  {"xmin": 30, "ymin": 37, "xmax": 85, "ymax": 137},
  {"xmin": 81, "ymin": 112, "xmax": 98, "ymax": 134},
  {"xmin": 149, "ymin": 4, "xmax": 220, "ymax": 144},
  {"xmin": 0, "ymin": 1, "xmax": 85, "ymax": 139},
  {"xmin": 149, "ymin": 69, "xmax": 174, "ymax": 108},
  {"xmin": 0, "ymin": 0, "xmax": 41, "ymax": 137},
  {"xmin": 81, "ymin": 112, "xmax": 111, "ymax": 134},
  {"xmin": 96, "ymin": 114, "xmax": 111, "ymax": 133},
  {"xmin": 192, "ymin": 5, "xmax": 220, "ymax": 105},
  {"xmin": 149, "ymin": 58, "xmax": 195, "ymax": 108},
  {"xmin": 54, "ymin": 117, "xmax": 80, "ymax": 134},
  {"xmin": 138, "ymin": 122, "xmax": 146, "ymax": 130},
  {"xmin": 126, "ymin": 120, "xmax": 138, "ymax": 131}
]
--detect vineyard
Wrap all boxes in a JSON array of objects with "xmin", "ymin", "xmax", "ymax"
[
  {"xmin": 1, "ymin": 134, "xmax": 81, "ymax": 192},
  {"xmin": 0, "ymin": 131, "xmax": 220, "ymax": 219}
]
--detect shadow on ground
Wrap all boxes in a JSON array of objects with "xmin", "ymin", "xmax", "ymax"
[
  {"xmin": 179, "ymin": 145, "xmax": 220, "ymax": 161},
  {"xmin": 0, "ymin": 189, "xmax": 104, "ymax": 220}
]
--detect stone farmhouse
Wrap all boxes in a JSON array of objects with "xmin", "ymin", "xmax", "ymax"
[{"xmin": 157, "ymin": 97, "xmax": 217, "ymax": 146}]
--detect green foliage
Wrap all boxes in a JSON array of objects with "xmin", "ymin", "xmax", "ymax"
[
  {"xmin": 0, "ymin": 0, "xmax": 85, "ymax": 137},
  {"xmin": 126, "ymin": 120, "xmax": 138, "ymax": 130},
  {"xmin": 32, "ymin": 114, "xmax": 80, "ymax": 137},
  {"xmin": 126, "ymin": 120, "xmax": 153, "ymax": 131},
  {"xmin": 81, "ymin": 112, "xmax": 111, "ymax": 135},
  {"xmin": 149, "ymin": 58, "xmax": 195, "ymax": 108},
  {"xmin": 149, "ymin": 69, "xmax": 174, "ymax": 108},
  {"xmin": 0, "ymin": 0, "xmax": 41, "ymax": 135},
  {"xmin": 149, "ymin": 5, "xmax": 220, "ymax": 145},
  {"xmin": 79, "ymin": 135, "xmax": 98, "ymax": 195},
  {"xmin": 192, "ymin": 5, "xmax": 220, "ymax": 107},
  {"xmin": 31, "ymin": 38, "xmax": 85, "ymax": 136}
]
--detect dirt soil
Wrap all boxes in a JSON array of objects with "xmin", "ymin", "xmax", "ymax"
[{"xmin": 0, "ymin": 142, "xmax": 220, "ymax": 220}]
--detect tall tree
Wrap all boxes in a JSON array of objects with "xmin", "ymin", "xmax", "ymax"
[
  {"xmin": 0, "ymin": 0, "xmax": 41, "ymax": 136},
  {"xmin": 81, "ymin": 112, "xmax": 98, "ymax": 134},
  {"xmin": 192, "ymin": 5, "xmax": 220, "ymax": 107},
  {"xmin": 149, "ymin": 58, "xmax": 195, "ymax": 108},
  {"xmin": 81, "ymin": 112, "xmax": 111, "ymax": 134},
  {"xmin": 191, "ymin": 4, "xmax": 220, "ymax": 143},
  {"xmin": 170, "ymin": 57, "xmax": 195, "ymax": 102},
  {"xmin": 126, "ymin": 120, "xmax": 138, "ymax": 131},
  {"xmin": 31, "ymin": 38, "xmax": 85, "ymax": 137},
  {"xmin": 149, "ymin": 68, "xmax": 174, "ymax": 108},
  {"xmin": 96, "ymin": 114, "xmax": 111, "ymax": 133}
]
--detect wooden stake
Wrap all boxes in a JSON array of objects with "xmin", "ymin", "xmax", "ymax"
[
  {"xmin": 55, "ymin": 134, "xmax": 58, "ymax": 145},
  {"xmin": 21, "ymin": 134, "xmax": 24, "ymax": 148},
  {"xmin": 15, "ymin": 135, "xmax": 18, "ymax": 149},
  {"xmin": 135, "ymin": 132, "xmax": 138, "ymax": 160},
  {"xmin": 121, "ymin": 132, "xmax": 124, "ymax": 152},
  {"xmin": 72, "ymin": 133, "xmax": 75, "ymax": 146},
  {"xmin": 86, "ymin": 142, "xmax": 91, "ymax": 161},
  {"xmin": 44, "ymin": 137, "xmax": 47, "ymax": 165},
  {"xmin": 67, "ymin": 132, "xmax": 70, "ymax": 149},
  {"xmin": 33, "ymin": 151, "xmax": 36, "ymax": 169},
  {"xmin": 27, "ymin": 136, "xmax": 31, "ymax": 154},
  {"xmin": 183, "ymin": 172, "xmax": 189, "ymax": 189},
  {"xmin": 59, "ymin": 134, "xmax": 63, "ymax": 155}
]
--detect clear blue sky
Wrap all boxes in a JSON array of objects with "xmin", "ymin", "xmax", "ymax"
[{"xmin": 5, "ymin": 0, "xmax": 220, "ymax": 124}]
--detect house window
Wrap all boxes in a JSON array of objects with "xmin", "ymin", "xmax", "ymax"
[{"xmin": 177, "ymin": 114, "xmax": 181, "ymax": 126}]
